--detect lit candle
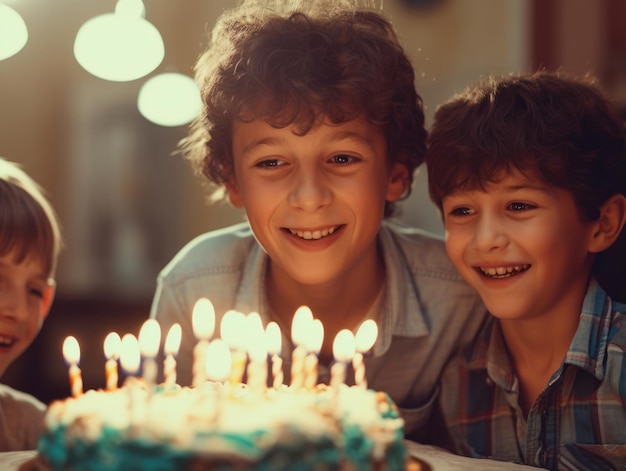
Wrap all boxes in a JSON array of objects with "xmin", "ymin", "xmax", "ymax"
[
  {"xmin": 220, "ymin": 310, "xmax": 247, "ymax": 384},
  {"xmin": 290, "ymin": 306, "xmax": 313, "ymax": 389},
  {"xmin": 330, "ymin": 329, "xmax": 355, "ymax": 390},
  {"xmin": 120, "ymin": 333, "xmax": 141, "ymax": 378},
  {"xmin": 265, "ymin": 321, "xmax": 283, "ymax": 389},
  {"xmin": 304, "ymin": 318, "xmax": 323, "ymax": 390},
  {"xmin": 246, "ymin": 312, "xmax": 267, "ymax": 391},
  {"xmin": 103, "ymin": 332, "xmax": 121, "ymax": 391},
  {"xmin": 138, "ymin": 319, "xmax": 161, "ymax": 387},
  {"xmin": 353, "ymin": 319, "xmax": 378, "ymax": 389},
  {"xmin": 192, "ymin": 298, "xmax": 216, "ymax": 387},
  {"xmin": 205, "ymin": 338, "xmax": 232, "ymax": 383},
  {"xmin": 62, "ymin": 336, "xmax": 83, "ymax": 397},
  {"xmin": 163, "ymin": 323, "xmax": 182, "ymax": 385},
  {"xmin": 120, "ymin": 333, "xmax": 142, "ymax": 424},
  {"xmin": 205, "ymin": 338, "xmax": 232, "ymax": 421}
]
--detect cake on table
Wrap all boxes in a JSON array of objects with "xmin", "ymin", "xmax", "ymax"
[
  {"xmin": 29, "ymin": 304, "xmax": 416, "ymax": 470},
  {"xmin": 36, "ymin": 381, "xmax": 407, "ymax": 470}
]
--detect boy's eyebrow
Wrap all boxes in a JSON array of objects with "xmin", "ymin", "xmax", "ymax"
[
  {"xmin": 241, "ymin": 130, "xmax": 376, "ymax": 156},
  {"xmin": 241, "ymin": 137, "xmax": 285, "ymax": 156},
  {"xmin": 504, "ymin": 182, "xmax": 550, "ymax": 192}
]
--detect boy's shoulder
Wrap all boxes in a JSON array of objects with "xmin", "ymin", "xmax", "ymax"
[
  {"xmin": 158, "ymin": 222, "xmax": 257, "ymax": 281},
  {"xmin": 383, "ymin": 220, "xmax": 462, "ymax": 278}
]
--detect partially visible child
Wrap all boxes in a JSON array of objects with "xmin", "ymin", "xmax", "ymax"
[
  {"xmin": 150, "ymin": 0, "xmax": 486, "ymax": 441},
  {"xmin": 0, "ymin": 158, "xmax": 62, "ymax": 451},
  {"xmin": 426, "ymin": 71, "xmax": 626, "ymax": 469}
]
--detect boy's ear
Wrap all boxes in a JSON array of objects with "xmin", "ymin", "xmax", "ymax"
[
  {"xmin": 386, "ymin": 162, "xmax": 409, "ymax": 202},
  {"xmin": 589, "ymin": 193, "xmax": 626, "ymax": 253},
  {"xmin": 224, "ymin": 180, "xmax": 244, "ymax": 209},
  {"xmin": 41, "ymin": 280, "xmax": 56, "ymax": 320}
]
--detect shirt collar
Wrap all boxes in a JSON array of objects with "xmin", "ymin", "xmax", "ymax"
[
  {"xmin": 471, "ymin": 278, "xmax": 616, "ymax": 387},
  {"xmin": 231, "ymin": 222, "xmax": 429, "ymax": 357},
  {"xmin": 374, "ymin": 222, "xmax": 429, "ymax": 356}
]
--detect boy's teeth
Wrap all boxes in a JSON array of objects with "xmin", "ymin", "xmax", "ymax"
[
  {"xmin": 480, "ymin": 264, "xmax": 530, "ymax": 278},
  {"xmin": 289, "ymin": 226, "xmax": 336, "ymax": 240},
  {"xmin": 0, "ymin": 336, "xmax": 14, "ymax": 346}
]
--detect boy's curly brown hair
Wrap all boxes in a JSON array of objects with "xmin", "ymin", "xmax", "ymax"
[{"xmin": 180, "ymin": 1, "xmax": 426, "ymax": 217}]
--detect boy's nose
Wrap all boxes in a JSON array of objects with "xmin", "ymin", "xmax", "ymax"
[
  {"xmin": 471, "ymin": 216, "xmax": 509, "ymax": 252},
  {"xmin": 288, "ymin": 170, "xmax": 332, "ymax": 212}
]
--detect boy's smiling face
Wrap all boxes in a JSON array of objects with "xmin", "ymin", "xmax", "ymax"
[
  {"xmin": 226, "ymin": 116, "xmax": 407, "ymax": 287},
  {"xmin": 441, "ymin": 170, "xmax": 598, "ymax": 323},
  {"xmin": 0, "ymin": 251, "xmax": 54, "ymax": 376}
]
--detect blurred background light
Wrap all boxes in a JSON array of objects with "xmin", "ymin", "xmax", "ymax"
[
  {"xmin": 73, "ymin": 0, "xmax": 164, "ymax": 82},
  {"xmin": 0, "ymin": 4, "xmax": 28, "ymax": 61},
  {"xmin": 137, "ymin": 73, "xmax": 202, "ymax": 127}
]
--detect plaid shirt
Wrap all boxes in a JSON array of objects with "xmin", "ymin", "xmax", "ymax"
[{"xmin": 436, "ymin": 279, "xmax": 626, "ymax": 471}]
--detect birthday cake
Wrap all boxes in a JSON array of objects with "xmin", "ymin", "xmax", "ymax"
[{"xmin": 35, "ymin": 380, "xmax": 407, "ymax": 470}]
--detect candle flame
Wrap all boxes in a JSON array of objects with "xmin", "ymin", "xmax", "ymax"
[
  {"xmin": 291, "ymin": 305, "xmax": 313, "ymax": 346},
  {"xmin": 63, "ymin": 336, "xmax": 80, "ymax": 365},
  {"xmin": 103, "ymin": 332, "xmax": 122, "ymax": 360},
  {"xmin": 355, "ymin": 319, "xmax": 378, "ymax": 353},
  {"xmin": 332, "ymin": 329, "xmax": 355, "ymax": 362},
  {"xmin": 247, "ymin": 312, "xmax": 267, "ymax": 362},
  {"xmin": 192, "ymin": 297, "xmax": 215, "ymax": 340},
  {"xmin": 164, "ymin": 323, "xmax": 182, "ymax": 356},
  {"xmin": 205, "ymin": 339, "xmax": 232, "ymax": 382},
  {"xmin": 304, "ymin": 318, "xmax": 324, "ymax": 353},
  {"xmin": 138, "ymin": 319, "xmax": 161, "ymax": 358},
  {"xmin": 120, "ymin": 333, "xmax": 141, "ymax": 374},
  {"xmin": 265, "ymin": 321, "xmax": 281, "ymax": 356},
  {"xmin": 221, "ymin": 309, "xmax": 246, "ymax": 350}
]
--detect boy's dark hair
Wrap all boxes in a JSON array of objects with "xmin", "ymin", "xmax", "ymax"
[
  {"xmin": 425, "ymin": 71, "xmax": 626, "ymax": 300},
  {"xmin": 0, "ymin": 158, "xmax": 63, "ymax": 277},
  {"xmin": 181, "ymin": 1, "xmax": 426, "ymax": 217}
]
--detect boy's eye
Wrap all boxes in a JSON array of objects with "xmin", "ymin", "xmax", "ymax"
[
  {"xmin": 449, "ymin": 207, "xmax": 473, "ymax": 216},
  {"xmin": 329, "ymin": 154, "xmax": 358, "ymax": 165},
  {"xmin": 28, "ymin": 287, "xmax": 45, "ymax": 299},
  {"xmin": 255, "ymin": 159, "xmax": 283, "ymax": 168},
  {"xmin": 508, "ymin": 202, "xmax": 535, "ymax": 212}
]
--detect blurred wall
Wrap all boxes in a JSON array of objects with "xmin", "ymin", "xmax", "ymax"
[{"xmin": 0, "ymin": 0, "xmax": 623, "ymax": 402}]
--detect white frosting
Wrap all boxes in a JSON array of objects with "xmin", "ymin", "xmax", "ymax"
[{"xmin": 45, "ymin": 380, "xmax": 403, "ymax": 461}]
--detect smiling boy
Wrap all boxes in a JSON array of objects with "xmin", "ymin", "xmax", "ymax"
[
  {"xmin": 0, "ymin": 158, "xmax": 61, "ymax": 450},
  {"xmin": 149, "ymin": 0, "xmax": 486, "ymax": 440},
  {"xmin": 426, "ymin": 72, "xmax": 626, "ymax": 469}
]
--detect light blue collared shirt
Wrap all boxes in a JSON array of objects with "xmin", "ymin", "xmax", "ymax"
[{"xmin": 150, "ymin": 220, "xmax": 486, "ymax": 440}]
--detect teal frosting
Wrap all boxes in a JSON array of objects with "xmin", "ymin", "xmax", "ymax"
[{"xmin": 37, "ymin": 391, "xmax": 406, "ymax": 470}]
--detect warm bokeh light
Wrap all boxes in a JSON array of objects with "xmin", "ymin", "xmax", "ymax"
[
  {"xmin": 73, "ymin": 0, "xmax": 164, "ymax": 82},
  {"xmin": 0, "ymin": 4, "xmax": 28, "ymax": 61},
  {"xmin": 137, "ymin": 72, "xmax": 202, "ymax": 127}
]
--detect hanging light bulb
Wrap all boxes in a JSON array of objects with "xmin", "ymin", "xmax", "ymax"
[
  {"xmin": 73, "ymin": 0, "xmax": 164, "ymax": 82},
  {"xmin": 0, "ymin": 4, "xmax": 28, "ymax": 61},
  {"xmin": 137, "ymin": 72, "xmax": 203, "ymax": 127}
]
